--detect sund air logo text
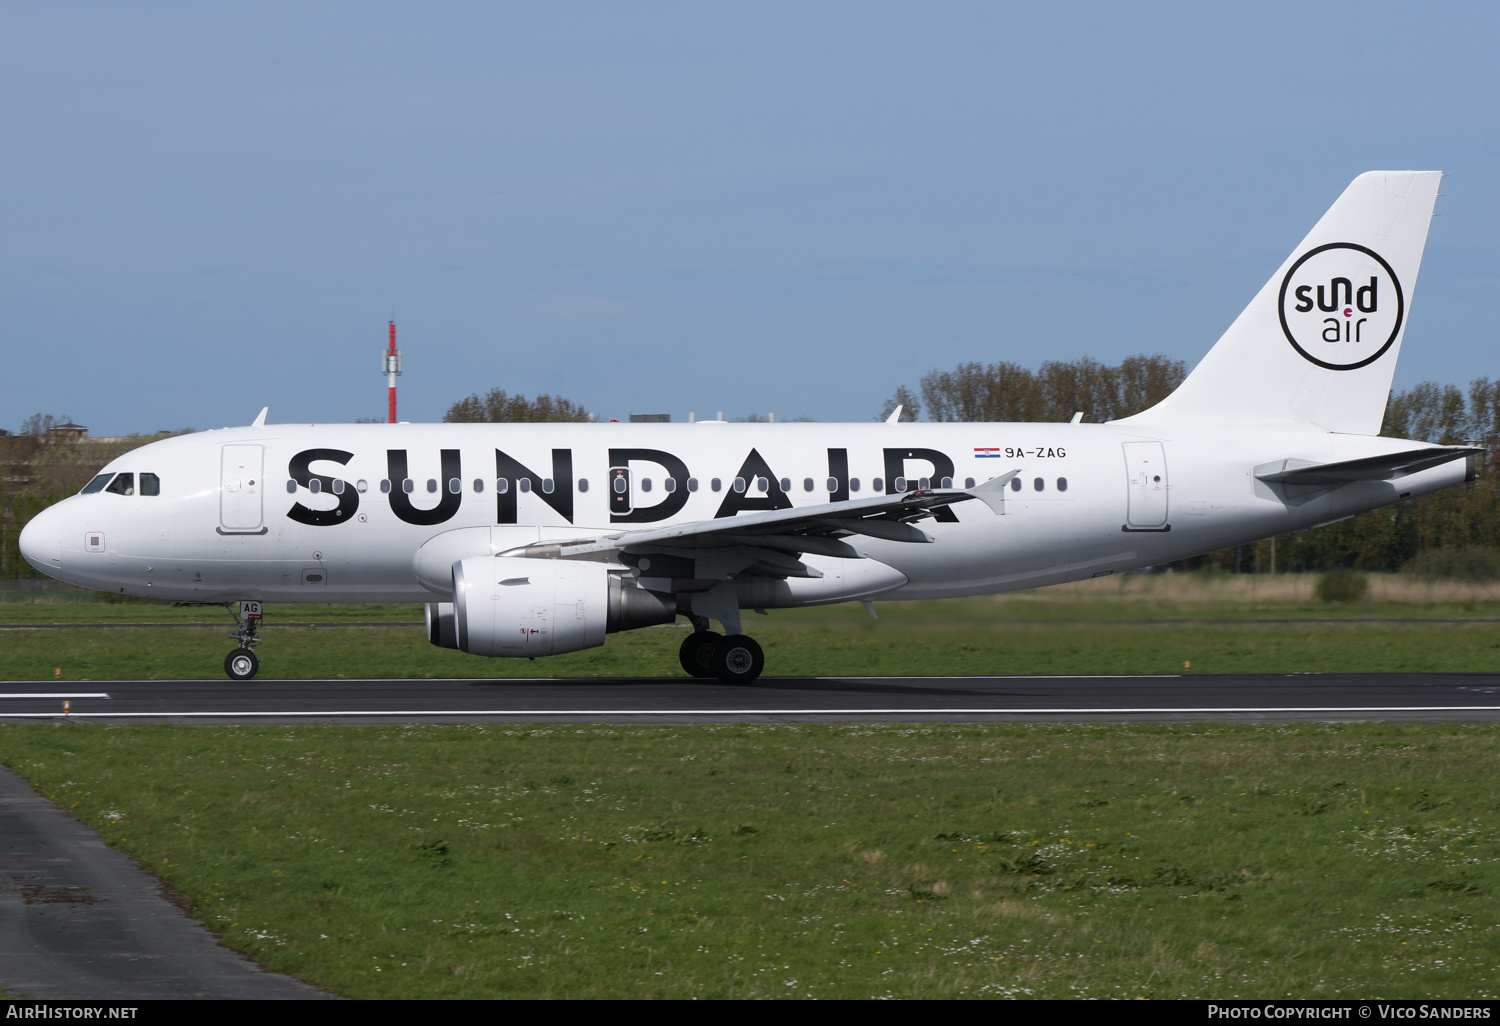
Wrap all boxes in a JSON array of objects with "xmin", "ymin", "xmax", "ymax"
[{"xmin": 1277, "ymin": 242, "xmax": 1404, "ymax": 371}]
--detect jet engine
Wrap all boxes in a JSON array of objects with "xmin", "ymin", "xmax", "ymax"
[{"xmin": 426, "ymin": 555, "xmax": 676, "ymax": 657}]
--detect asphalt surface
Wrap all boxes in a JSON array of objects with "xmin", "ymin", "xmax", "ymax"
[
  {"xmin": 4, "ymin": 673, "xmax": 1500, "ymax": 722},
  {"xmin": 0, "ymin": 768, "xmax": 333, "ymax": 1000}
]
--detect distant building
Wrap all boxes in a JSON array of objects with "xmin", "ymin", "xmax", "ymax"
[
  {"xmin": 629, "ymin": 414, "xmax": 670, "ymax": 423},
  {"xmin": 46, "ymin": 423, "xmax": 89, "ymax": 443}
]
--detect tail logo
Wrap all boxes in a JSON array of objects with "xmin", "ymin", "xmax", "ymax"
[{"xmin": 1278, "ymin": 242, "xmax": 1404, "ymax": 371}]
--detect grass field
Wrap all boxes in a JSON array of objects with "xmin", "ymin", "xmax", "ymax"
[
  {"xmin": 3, "ymin": 574, "xmax": 1500, "ymax": 681},
  {"xmin": 2, "ymin": 721, "xmax": 1498, "ymax": 999}
]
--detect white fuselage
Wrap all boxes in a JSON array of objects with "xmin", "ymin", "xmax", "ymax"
[{"xmin": 20, "ymin": 419, "xmax": 1463, "ymax": 606}]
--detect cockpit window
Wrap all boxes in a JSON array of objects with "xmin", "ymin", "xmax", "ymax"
[
  {"xmin": 140, "ymin": 473, "xmax": 160, "ymax": 496},
  {"xmin": 80, "ymin": 473, "xmax": 113, "ymax": 494},
  {"xmin": 104, "ymin": 473, "xmax": 135, "ymax": 496}
]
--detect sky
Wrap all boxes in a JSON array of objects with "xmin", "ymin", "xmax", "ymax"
[{"xmin": 4, "ymin": 1, "xmax": 1499, "ymax": 434}]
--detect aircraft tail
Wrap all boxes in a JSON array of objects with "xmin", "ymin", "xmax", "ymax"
[{"xmin": 1125, "ymin": 171, "xmax": 1441, "ymax": 435}]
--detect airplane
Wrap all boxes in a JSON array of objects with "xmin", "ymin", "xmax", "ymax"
[{"xmin": 19, "ymin": 171, "xmax": 1479, "ymax": 684}]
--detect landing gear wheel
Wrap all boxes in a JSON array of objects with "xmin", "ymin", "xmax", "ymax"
[
  {"xmin": 679, "ymin": 631, "xmax": 722, "ymax": 678},
  {"xmin": 225, "ymin": 647, "xmax": 259, "ymax": 681},
  {"xmin": 712, "ymin": 634, "xmax": 764, "ymax": 684}
]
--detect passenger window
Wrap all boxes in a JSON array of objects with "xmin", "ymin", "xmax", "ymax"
[
  {"xmin": 779, "ymin": 477, "xmax": 791, "ymax": 492},
  {"xmin": 426, "ymin": 479, "xmax": 438, "ymax": 493},
  {"xmin": 380, "ymin": 479, "xmax": 392, "ymax": 494},
  {"xmin": 1010, "ymin": 478, "xmax": 1022, "ymax": 492},
  {"xmin": 140, "ymin": 473, "xmax": 160, "ymax": 496},
  {"xmin": 641, "ymin": 478, "xmax": 653, "ymax": 493},
  {"xmin": 825, "ymin": 477, "xmax": 837, "ymax": 492},
  {"xmin": 733, "ymin": 477, "xmax": 746, "ymax": 493},
  {"xmin": 357, "ymin": 479, "xmax": 368, "ymax": 493},
  {"xmin": 850, "ymin": 478, "xmax": 861, "ymax": 492},
  {"xmin": 519, "ymin": 478, "xmax": 532, "ymax": 493},
  {"xmin": 964, "ymin": 477, "xmax": 975, "ymax": 488},
  {"xmin": 687, "ymin": 478, "xmax": 698, "ymax": 492},
  {"xmin": 1057, "ymin": 477, "xmax": 1068, "ymax": 492},
  {"xmin": 919, "ymin": 477, "xmax": 930, "ymax": 490},
  {"xmin": 81, "ymin": 474, "xmax": 113, "ymax": 494},
  {"xmin": 105, "ymin": 473, "xmax": 134, "ymax": 496},
  {"xmin": 286, "ymin": 480, "xmax": 297, "ymax": 494},
  {"xmin": 542, "ymin": 478, "xmax": 555, "ymax": 494},
  {"xmin": 1034, "ymin": 477, "xmax": 1044, "ymax": 491},
  {"xmin": 941, "ymin": 477, "xmax": 953, "ymax": 489},
  {"xmin": 804, "ymin": 478, "xmax": 815, "ymax": 492},
  {"xmin": 497, "ymin": 478, "xmax": 510, "ymax": 494},
  {"xmin": 473, "ymin": 478, "xmax": 485, "ymax": 493},
  {"xmin": 755, "ymin": 477, "xmax": 767, "ymax": 493},
  {"xmin": 872, "ymin": 477, "xmax": 883, "ymax": 492},
  {"xmin": 310, "ymin": 478, "xmax": 323, "ymax": 494},
  {"xmin": 331, "ymin": 479, "xmax": 345, "ymax": 495},
  {"xmin": 448, "ymin": 478, "xmax": 461, "ymax": 494},
  {"xmin": 664, "ymin": 477, "xmax": 677, "ymax": 493},
  {"xmin": 402, "ymin": 479, "xmax": 415, "ymax": 494},
  {"xmin": 613, "ymin": 476, "xmax": 627, "ymax": 494},
  {"xmin": 894, "ymin": 477, "xmax": 907, "ymax": 491},
  {"xmin": 578, "ymin": 478, "xmax": 589, "ymax": 493}
]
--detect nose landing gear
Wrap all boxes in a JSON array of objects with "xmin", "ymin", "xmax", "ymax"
[{"xmin": 224, "ymin": 600, "xmax": 263, "ymax": 681}]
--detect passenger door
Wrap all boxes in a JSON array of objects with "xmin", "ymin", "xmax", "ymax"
[
  {"xmin": 220, "ymin": 445, "xmax": 265, "ymax": 532},
  {"xmin": 1122, "ymin": 441, "xmax": 1169, "ymax": 530}
]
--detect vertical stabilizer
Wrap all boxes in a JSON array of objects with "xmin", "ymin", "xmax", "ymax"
[{"xmin": 1125, "ymin": 171, "xmax": 1441, "ymax": 434}]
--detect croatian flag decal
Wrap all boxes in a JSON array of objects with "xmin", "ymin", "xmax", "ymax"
[{"xmin": 973, "ymin": 447, "xmax": 1002, "ymax": 458}]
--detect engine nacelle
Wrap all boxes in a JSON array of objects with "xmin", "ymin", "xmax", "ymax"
[{"xmin": 426, "ymin": 556, "xmax": 676, "ymax": 657}]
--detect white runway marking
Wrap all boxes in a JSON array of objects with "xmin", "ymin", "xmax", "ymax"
[
  {"xmin": 0, "ymin": 693, "xmax": 110, "ymax": 699},
  {"xmin": 2, "ymin": 706, "xmax": 1500, "ymax": 718}
]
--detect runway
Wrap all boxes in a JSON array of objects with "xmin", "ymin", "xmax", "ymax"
[{"xmin": 4, "ymin": 673, "xmax": 1500, "ymax": 722}]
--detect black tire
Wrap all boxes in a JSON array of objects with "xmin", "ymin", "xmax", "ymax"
[
  {"xmin": 712, "ymin": 634, "xmax": 764, "ymax": 684},
  {"xmin": 225, "ymin": 647, "xmax": 259, "ymax": 681},
  {"xmin": 679, "ymin": 631, "xmax": 721, "ymax": 678}
]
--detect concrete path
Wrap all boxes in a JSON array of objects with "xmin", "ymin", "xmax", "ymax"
[{"xmin": 0, "ymin": 767, "xmax": 333, "ymax": 999}]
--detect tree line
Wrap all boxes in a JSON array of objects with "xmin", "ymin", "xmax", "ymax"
[
  {"xmin": 882, "ymin": 354, "xmax": 1189, "ymax": 424},
  {"xmin": 443, "ymin": 389, "xmax": 591, "ymax": 424}
]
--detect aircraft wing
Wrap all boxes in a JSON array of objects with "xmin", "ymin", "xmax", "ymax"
[
  {"xmin": 507, "ymin": 472, "xmax": 1019, "ymax": 580},
  {"xmin": 1254, "ymin": 446, "xmax": 1481, "ymax": 488}
]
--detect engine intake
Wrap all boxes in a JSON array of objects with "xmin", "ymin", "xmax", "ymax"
[{"xmin": 426, "ymin": 555, "xmax": 676, "ymax": 656}]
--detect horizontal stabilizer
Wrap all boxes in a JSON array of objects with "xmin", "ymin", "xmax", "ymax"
[{"xmin": 1255, "ymin": 446, "xmax": 1480, "ymax": 487}]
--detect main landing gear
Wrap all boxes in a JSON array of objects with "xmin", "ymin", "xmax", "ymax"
[
  {"xmin": 223, "ymin": 600, "xmax": 263, "ymax": 681},
  {"xmin": 678, "ymin": 630, "xmax": 765, "ymax": 684}
]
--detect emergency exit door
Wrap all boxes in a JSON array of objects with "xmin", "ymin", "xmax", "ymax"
[
  {"xmin": 1122, "ymin": 441, "xmax": 1169, "ymax": 530},
  {"xmin": 221, "ymin": 444, "xmax": 265, "ymax": 532}
]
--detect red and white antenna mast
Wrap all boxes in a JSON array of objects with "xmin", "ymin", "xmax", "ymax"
[{"xmin": 382, "ymin": 321, "xmax": 402, "ymax": 423}]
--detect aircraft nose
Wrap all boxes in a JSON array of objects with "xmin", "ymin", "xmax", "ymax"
[{"xmin": 18, "ymin": 505, "xmax": 63, "ymax": 575}]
